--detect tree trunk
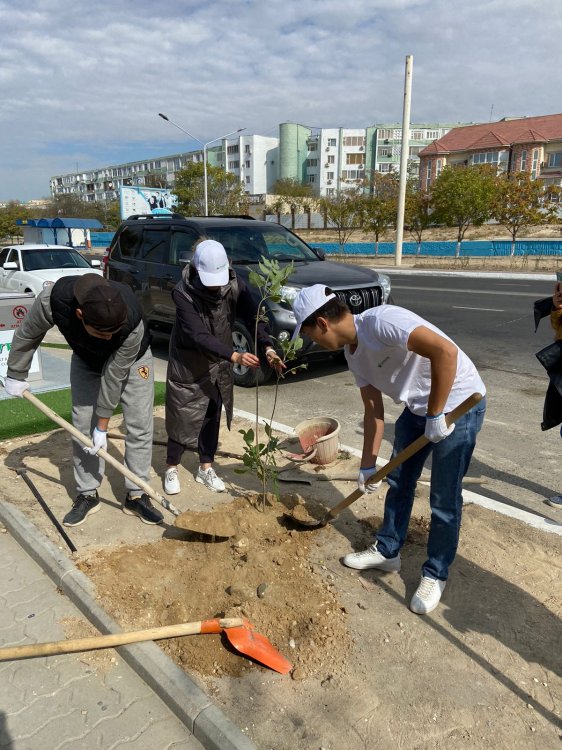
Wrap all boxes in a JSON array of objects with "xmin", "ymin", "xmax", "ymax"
[
  {"xmin": 455, "ymin": 240, "xmax": 461, "ymax": 258},
  {"xmin": 323, "ymin": 207, "xmax": 328, "ymax": 229},
  {"xmin": 290, "ymin": 206, "xmax": 296, "ymax": 229},
  {"xmin": 510, "ymin": 238, "xmax": 516, "ymax": 256}
]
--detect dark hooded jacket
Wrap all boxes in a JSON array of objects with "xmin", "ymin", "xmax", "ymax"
[
  {"xmin": 534, "ymin": 296, "xmax": 562, "ymax": 430},
  {"xmin": 165, "ymin": 266, "xmax": 272, "ymax": 447}
]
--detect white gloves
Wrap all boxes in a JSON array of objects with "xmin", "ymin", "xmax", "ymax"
[
  {"xmin": 424, "ymin": 413, "xmax": 455, "ymax": 443},
  {"xmin": 84, "ymin": 427, "xmax": 108, "ymax": 455},
  {"xmin": 358, "ymin": 466, "xmax": 382, "ymax": 494},
  {"xmin": 3, "ymin": 377, "xmax": 30, "ymax": 398}
]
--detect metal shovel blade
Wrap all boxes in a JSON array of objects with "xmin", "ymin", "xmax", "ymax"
[{"xmin": 224, "ymin": 619, "xmax": 292, "ymax": 674}]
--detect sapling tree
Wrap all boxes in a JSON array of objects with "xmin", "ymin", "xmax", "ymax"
[{"xmin": 236, "ymin": 257, "xmax": 304, "ymax": 507}]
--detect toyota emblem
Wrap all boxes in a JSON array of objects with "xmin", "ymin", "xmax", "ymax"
[{"xmin": 349, "ymin": 292, "xmax": 362, "ymax": 306}]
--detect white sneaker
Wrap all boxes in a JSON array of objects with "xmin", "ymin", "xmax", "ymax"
[
  {"xmin": 164, "ymin": 467, "xmax": 181, "ymax": 495},
  {"xmin": 410, "ymin": 576, "xmax": 446, "ymax": 615},
  {"xmin": 342, "ymin": 543, "xmax": 401, "ymax": 572},
  {"xmin": 196, "ymin": 466, "xmax": 226, "ymax": 493}
]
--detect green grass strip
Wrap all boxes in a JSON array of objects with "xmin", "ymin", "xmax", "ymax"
[
  {"xmin": 0, "ymin": 381, "xmax": 167, "ymax": 441},
  {"xmin": 41, "ymin": 343, "xmax": 72, "ymax": 350}
]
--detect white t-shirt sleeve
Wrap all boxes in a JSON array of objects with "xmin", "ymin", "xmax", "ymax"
[{"xmin": 370, "ymin": 307, "xmax": 420, "ymax": 348}]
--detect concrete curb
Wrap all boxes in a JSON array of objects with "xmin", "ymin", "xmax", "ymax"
[
  {"xmin": 233, "ymin": 408, "xmax": 562, "ymax": 537},
  {"xmin": 0, "ymin": 500, "xmax": 256, "ymax": 750}
]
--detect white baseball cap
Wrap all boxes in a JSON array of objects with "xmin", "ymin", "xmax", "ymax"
[
  {"xmin": 291, "ymin": 284, "xmax": 336, "ymax": 340},
  {"xmin": 192, "ymin": 239, "xmax": 230, "ymax": 286}
]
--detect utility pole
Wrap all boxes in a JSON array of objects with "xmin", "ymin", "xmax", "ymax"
[{"xmin": 395, "ymin": 54, "xmax": 413, "ymax": 267}]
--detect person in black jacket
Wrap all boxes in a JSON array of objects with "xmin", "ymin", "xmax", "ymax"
[
  {"xmin": 164, "ymin": 239, "xmax": 282, "ymax": 495},
  {"xmin": 3, "ymin": 274, "xmax": 163, "ymax": 527}
]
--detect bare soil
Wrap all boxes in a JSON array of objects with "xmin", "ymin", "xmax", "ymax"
[{"xmin": 1, "ymin": 410, "xmax": 560, "ymax": 749}]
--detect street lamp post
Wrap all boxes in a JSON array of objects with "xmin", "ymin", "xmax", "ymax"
[{"xmin": 158, "ymin": 113, "xmax": 245, "ymax": 216}]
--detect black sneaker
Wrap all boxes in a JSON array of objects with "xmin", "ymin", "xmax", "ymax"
[
  {"xmin": 123, "ymin": 493, "xmax": 164, "ymax": 525},
  {"xmin": 63, "ymin": 492, "xmax": 100, "ymax": 527}
]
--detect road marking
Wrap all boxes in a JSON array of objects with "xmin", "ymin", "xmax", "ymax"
[
  {"xmin": 452, "ymin": 306, "xmax": 504, "ymax": 312},
  {"xmin": 391, "ymin": 284, "xmax": 539, "ymax": 297}
]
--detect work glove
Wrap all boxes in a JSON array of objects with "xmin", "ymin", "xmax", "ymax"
[
  {"xmin": 84, "ymin": 427, "xmax": 108, "ymax": 455},
  {"xmin": 357, "ymin": 466, "xmax": 382, "ymax": 494},
  {"xmin": 2, "ymin": 376, "xmax": 30, "ymax": 398},
  {"xmin": 424, "ymin": 413, "xmax": 455, "ymax": 443}
]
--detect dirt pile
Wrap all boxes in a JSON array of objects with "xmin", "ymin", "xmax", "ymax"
[{"xmin": 78, "ymin": 492, "xmax": 350, "ymax": 680}]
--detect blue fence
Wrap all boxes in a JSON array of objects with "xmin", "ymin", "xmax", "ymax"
[{"xmin": 90, "ymin": 232, "xmax": 562, "ymax": 257}]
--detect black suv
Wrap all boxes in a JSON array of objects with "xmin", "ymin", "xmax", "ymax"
[{"xmin": 104, "ymin": 214, "xmax": 392, "ymax": 386}]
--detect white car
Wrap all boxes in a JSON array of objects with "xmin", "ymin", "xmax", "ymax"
[{"xmin": 0, "ymin": 245, "xmax": 102, "ymax": 296}]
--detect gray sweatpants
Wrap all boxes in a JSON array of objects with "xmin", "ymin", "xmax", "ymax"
[{"xmin": 70, "ymin": 349, "xmax": 154, "ymax": 495}]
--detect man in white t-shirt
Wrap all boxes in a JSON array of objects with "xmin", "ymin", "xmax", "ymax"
[{"xmin": 291, "ymin": 285, "xmax": 486, "ymax": 615}]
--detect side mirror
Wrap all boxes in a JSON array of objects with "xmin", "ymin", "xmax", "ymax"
[
  {"xmin": 3, "ymin": 261, "xmax": 18, "ymax": 270},
  {"xmin": 90, "ymin": 259, "xmax": 101, "ymax": 268},
  {"xmin": 312, "ymin": 247, "xmax": 326, "ymax": 260}
]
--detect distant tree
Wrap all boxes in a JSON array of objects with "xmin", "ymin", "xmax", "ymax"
[
  {"xmin": 271, "ymin": 178, "xmax": 314, "ymax": 199},
  {"xmin": 0, "ymin": 202, "xmax": 30, "ymax": 242},
  {"xmin": 492, "ymin": 172, "xmax": 560, "ymax": 255},
  {"xmin": 318, "ymin": 189, "xmax": 362, "ymax": 250},
  {"xmin": 360, "ymin": 172, "xmax": 400, "ymax": 255},
  {"xmin": 44, "ymin": 193, "xmax": 95, "ymax": 219},
  {"xmin": 270, "ymin": 197, "xmax": 285, "ymax": 223},
  {"xmin": 405, "ymin": 184, "xmax": 433, "ymax": 255},
  {"xmin": 173, "ymin": 162, "xmax": 245, "ymax": 216},
  {"xmin": 431, "ymin": 165, "xmax": 497, "ymax": 257}
]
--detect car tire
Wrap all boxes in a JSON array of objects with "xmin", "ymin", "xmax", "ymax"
[{"xmin": 232, "ymin": 321, "xmax": 273, "ymax": 388}]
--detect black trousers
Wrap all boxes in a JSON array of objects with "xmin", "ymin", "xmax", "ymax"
[{"xmin": 166, "ymin": 385, "xmax": 223, "ymax": 466}]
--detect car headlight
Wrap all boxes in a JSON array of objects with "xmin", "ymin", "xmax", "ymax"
[
  {"xmin": 279, "ymin": 285, "xmax": 299, "ymax": 304},
  {"xmin": 42, "ymin": 281, "xmax": 55, "ymax": 289},
  {"xmin": 378, "ymin": 273, "xmax": 391, "ymax": 303}
]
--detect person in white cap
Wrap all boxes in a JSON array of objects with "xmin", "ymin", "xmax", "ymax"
[
  {"xmin": 291, "ymin": 284, "xmax": 486, "ymax": 615},
  {"xmin": 164, "ymin": 239, "xmax": 283, "ymax": 494}
]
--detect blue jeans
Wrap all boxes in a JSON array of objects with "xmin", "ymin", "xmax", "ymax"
[{"xmin": 375, "ymin": 397, "xmax": 486, "ymax": 581}]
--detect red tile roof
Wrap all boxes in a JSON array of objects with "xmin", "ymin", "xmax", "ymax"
[{"xmin": 419, "ymin": 113, "xmax": 562, "ymax": 157}]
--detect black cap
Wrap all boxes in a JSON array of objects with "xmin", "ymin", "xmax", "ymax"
[{"xmin": 74, "ymin": 274, "xmax": 128, "ymax": 332}]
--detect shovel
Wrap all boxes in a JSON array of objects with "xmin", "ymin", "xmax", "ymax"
[
  {"xmin": 21, "ymin": 391, "xmax": 235, "ymax": 538},
  {"xmin": 0, "ymin": 616, "xmax": 292, "ymax": 674},
  {"xmin": 284, "ymin": 392, "xmax": 483, "ymax": 530}
]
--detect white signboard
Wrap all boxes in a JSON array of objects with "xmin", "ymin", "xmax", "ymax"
[
  {"xmin": 0, "ymin": 331, "xmax": 41, "ymax": 380},
  {"xmin": 120, "ymin": 186, "xmax": 178, "ymax": 219}
]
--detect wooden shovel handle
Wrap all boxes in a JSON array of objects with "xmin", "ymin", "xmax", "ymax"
[
  {"xmin": 22, "ymin": 390, "xmax": 182, "ymax": 518},
  {"xmin": 0, "ymin": 617, "xmax": 244, "ymax": 662},
  {"xmin": 323, "ymin": 392, "xmax": 484, "ymax": 523}
]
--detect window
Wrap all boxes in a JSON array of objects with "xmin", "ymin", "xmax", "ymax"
[
  {"xmin": 170, "ymin": 229, "xmax": 199, "ymax": 265},
  {"xmin": 227, "ymin": 145, "xmax": 239, "ymax": 154},
  {"xmin": 244, "ymin": 144, "xmax": 251, "ymax": 154},
  {"xmin": 328, "ymin": 138, "xmax": 337, "ymax": 147},
  {"xmin": 409, "ymin": 146, "xmax": 421, "ymax": 157},
  {"xmin": 547, "ymin": 152, "xmax": 562, "ymax": 168},
  {"xmin": 141, "ymin": 229, "xmax": 169, "ymax": 264},
  {"xmin": 436, "ymin": 158, "xmax": 443, "ymax": 177},
  {"xmin": 245, "ymin": 176, "xmax": 251, "ymax": 184},
  {"xmin": 245, "ymin": 160, "xmax": 250, "ymax": 168},
  {"xmin": 326, "ymin": 172, "xmax": 334, "ymax": 180},
  {"xmin": 306, "ymin": 158, "xmax": 318, "ymax": 167},
  {"xmin": 0, "ymin": 248, "xmax": 9, "ymax": 267},
  {"xmin": 378, "ymin": 147, "xmax": 392, "ymax": 158},
  {"xmin": 411, "ymin": 131, "xmax": 423, "ymax": 140},
  {"xmin": 341, "ymin": 170, "xmax": 359, "ymax": 180},
  {"xmin": 426, "ymin": 131, "xmax": 439, "ymax": 140},
  {"xmin": 521, "ymin": 149, "xmax": 527, "ymax": 170},
  {"xmin": 472, "ymin": 151, "xmax": 499, "ymax": 164},
  {"xmin": 308, "ymin": 175, "xmax": 316, "ymax": 183},
  {"xmin": 326, "ymin": 188, "xmax": 335, "ymax": 195},
  {"xmin": 425, "ymin": 160, "xmax": 432, "ymax": 190},
  {"xmin": 309, "ymin": 142, "xmax": 318, "ymax": 151},
  {"xmin": 531, "ymin": 149, "xmax": 539, "ymax": 178},
  {"xmin": 116, "ymin": 226, "xmax": 143, "ymax": 258},
  {"xmin": 228, "ymin": 160, "xmax": 240, "ymax": 169},
  {"xmin": 346, "ymin": 153, "xmax": 364, "ymax": 165},
  {"xmin": 380, "ymin": 163, "xmax": 391, "ymax": 173},
  {"xmin": 378, "ymin": 129, "xmax": 393, "ymax": 140},
  {"xmin": 343, "ymin": 135, "xmax": 365, "ymax": 147}
]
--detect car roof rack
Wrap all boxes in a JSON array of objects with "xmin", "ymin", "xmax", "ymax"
[
  {"xmin": 126, "ymin": 213, "xmax": 186, "ymax": 221},
  {"xmin": 208, "ymin": 214, "xmax": 256, "ymax": 220}
]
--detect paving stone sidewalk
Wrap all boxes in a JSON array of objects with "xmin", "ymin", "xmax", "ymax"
[{"xmin": 0, "ymin": 529, "xmax": 203, "ymax": 750}]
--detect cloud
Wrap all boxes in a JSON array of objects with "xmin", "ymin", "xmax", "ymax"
[{"xmin": 0, "ymin": 0, "xmax": 561, "ymax": 200}]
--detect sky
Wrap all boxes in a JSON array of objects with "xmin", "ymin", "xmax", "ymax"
[{"xmin": 1, "ymin": 0, "xmax": 561, "ymax": 201}]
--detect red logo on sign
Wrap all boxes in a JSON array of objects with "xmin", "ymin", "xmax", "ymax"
[{"xmin": 13, "ymin": 306, "xmax": 27, "ymax": 320}]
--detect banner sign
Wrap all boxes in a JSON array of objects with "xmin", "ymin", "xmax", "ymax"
[{"xmin": 120, "ymin": 186, "xmax": 178, "ymax": 219}]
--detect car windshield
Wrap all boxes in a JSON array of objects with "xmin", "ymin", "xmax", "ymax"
[
  {"xmin": 205, "ymin": 226, "xmax": 320, "ymax": 264},
  {"xmin": 21, "ymin": 248, "xmax": 91, "ymax": 272}
]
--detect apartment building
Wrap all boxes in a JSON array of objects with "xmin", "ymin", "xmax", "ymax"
[
  {"xmin": 419, "ymin": 112, "xmax": 562, "ymax": 189},
  {"xmin": 222, "ymin": 134, "xmax": 279, "ymax": 196}
]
